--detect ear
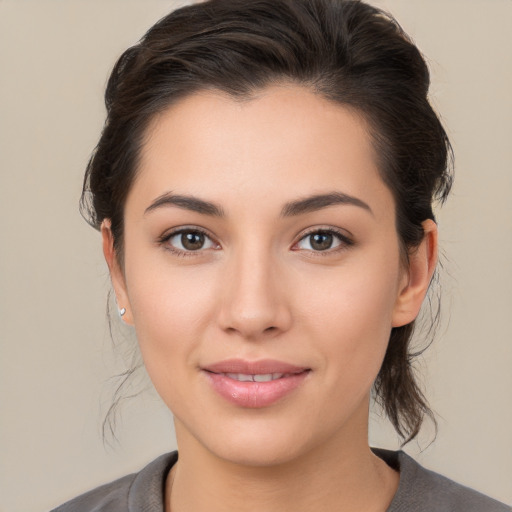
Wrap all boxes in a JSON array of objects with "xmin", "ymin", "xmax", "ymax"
[
  {"xmin": 392, "ymin": 219, "xmax": 438, "ymax": 328},
  {"xmin": 101, "ymin": 220, "xmax": 134, "ymax": 325}
]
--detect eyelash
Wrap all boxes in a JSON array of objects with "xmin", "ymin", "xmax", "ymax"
[
  {"xmin": 158, "ymin": 227, "xmax": 218, "ymax": 258},
  {"xmin": 293, "ymin": 227, "xmax": 354, "ymax": 256},
  {"xmin": 157, "ymin": 226, "xmax": 354, "ymax": 257}
]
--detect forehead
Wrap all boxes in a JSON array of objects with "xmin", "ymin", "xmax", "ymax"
[{"xmin": 129, "ymin": 85, "xmax": 393, "ymax": 217}]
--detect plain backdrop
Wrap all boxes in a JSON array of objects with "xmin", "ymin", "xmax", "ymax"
[{"xmin": 0, "ymin": 1, "xmax": 511, "ymax": 511}]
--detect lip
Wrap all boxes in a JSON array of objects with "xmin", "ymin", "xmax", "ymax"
[
  {"xmin": 202, "ymin": 359, "xmax": 311, "ymax": 408},
  {"xmin": 203, "ymin": 358, "xmax": 308, "ymax": 375}
]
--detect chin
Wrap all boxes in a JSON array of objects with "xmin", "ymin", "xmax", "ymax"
[
  {"xmin": 178, "ymin": 412, "xmax": 332, "ymax": 469},
  {"xmin": 211, "ymin": 436, "xmax": 308, "ymax": 468}
]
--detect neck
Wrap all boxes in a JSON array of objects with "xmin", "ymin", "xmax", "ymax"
[{"xmin": 166, "ymin": 412, "xmax": 398, "ymax": 512}]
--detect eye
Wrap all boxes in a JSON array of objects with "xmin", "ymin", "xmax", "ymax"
[
  {"xmin": 295, "ymin": 229, "xmax": 352, "ymax": 252},
  {"xmin": 161, "ymin": 228, "xmax": 218, "ymax": 254}
]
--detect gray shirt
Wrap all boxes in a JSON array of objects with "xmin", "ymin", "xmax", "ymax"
[{"xmin": 51, "ymin": 449, "xmax": 511, "ymax": 511}]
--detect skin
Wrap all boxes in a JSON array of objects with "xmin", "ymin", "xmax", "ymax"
[{"xmin": 103, "ymin": 85, "xmax": 437, "ymax": 511}]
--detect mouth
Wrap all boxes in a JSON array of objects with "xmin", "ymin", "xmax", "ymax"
[
  {"xmin": 214, "ymin": 372, "xmax": 299, "ymax": 382},
  {"xmin": 202, "ymin": 359, "xmax": 311, "ymax": 408},
  {"xmin": 202, "ymin": 358, "xmax": 309, "ymax": 375}
]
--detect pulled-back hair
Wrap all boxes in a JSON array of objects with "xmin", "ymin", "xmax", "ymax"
[{"xmin": 81, "ymin": 0, "xmax": 453, "ymax": 443}]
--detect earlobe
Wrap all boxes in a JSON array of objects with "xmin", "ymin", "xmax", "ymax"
[
  {"xmin": 101, "ymin": 220, "xmax": 134, "ymax": 325},
  {"xmin": 391, "ymin": 219, "xmax": 438, "ymax": 328}
]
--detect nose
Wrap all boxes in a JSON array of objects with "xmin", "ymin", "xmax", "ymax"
[{"xmin": 217, "ymin": 246, "xmax": 292, "ymax": 341}]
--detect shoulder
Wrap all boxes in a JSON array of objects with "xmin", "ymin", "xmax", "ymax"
[
  {"xmin": 373, "ymin": 448, "xmax": 511, "ymax": 512},
  {"xmin": 50, "ymin": 452, "xmax": 178, "ymax": 512},
  {"xmin": 50, "ymin": 473, "xmax": 134, "ymax": 512}
]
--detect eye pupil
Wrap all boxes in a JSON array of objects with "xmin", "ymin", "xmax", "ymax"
[
  {"xmin": 182, "ymin": 232, "xmax": 204, "ymax": 250},
  {"xmin": 310, "ymin": 232, "xmax": 333, "ymax": 251}
]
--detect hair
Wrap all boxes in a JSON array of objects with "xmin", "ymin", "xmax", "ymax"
[{"xmin": 81, "ymin": 0, "xmax": 453, "ymax": 444}]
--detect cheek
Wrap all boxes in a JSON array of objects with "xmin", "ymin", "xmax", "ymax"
[
  {"xmin": 294, "ymin": 254, "xmax": 401, "ymax": 385},
  {"xmin": 298, "ymin": 256, "xmax": 400, "ymax": 335},
  {"xmin": 124, "ymin": 257, "xmax": 218, "ymax": 382}
]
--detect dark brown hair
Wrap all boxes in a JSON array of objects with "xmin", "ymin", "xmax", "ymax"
[{"xmin": 81, "ymin": 0, "xmax": 453, "ymax": 443}]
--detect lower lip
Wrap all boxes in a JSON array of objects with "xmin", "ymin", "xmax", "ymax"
[{"xmin": 204, "ymin": 371, "xmax": 310, "ymax": 408}]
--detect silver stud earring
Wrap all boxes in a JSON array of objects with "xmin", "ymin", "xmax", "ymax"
[{"xmin": 118, "ymin": 307, "xmax": 126, "ymax": 317}]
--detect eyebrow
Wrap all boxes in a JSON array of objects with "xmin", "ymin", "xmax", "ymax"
[
  {"xmin": 144, "ymin": 191, "xmax": 372, "ymax": 218},
  {"xmin": 145, "ymin": 193, "xmax": 226, "ymax": 217},
  {"xmin": 281, "ymin": 192, "xmax": 373, "ymax": 217}
]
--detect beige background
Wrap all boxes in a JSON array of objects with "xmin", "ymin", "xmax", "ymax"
[{"xmin": 0, "ymin": 1, "xmax": 511, "ymax": 511}]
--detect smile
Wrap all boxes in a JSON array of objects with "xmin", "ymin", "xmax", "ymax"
[
  {"xmin": 221, "ymin": 373, "xmax": 291, "ymax": 382},
  {"xmin": 202, "ymin": 359, "xmax": 310, "ymax": 408}
]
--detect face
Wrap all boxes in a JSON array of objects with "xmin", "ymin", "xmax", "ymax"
[{"xmin": 105, "ymin": 85, "xmax": 433, "ymax": 467}]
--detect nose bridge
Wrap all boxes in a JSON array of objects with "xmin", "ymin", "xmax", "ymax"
[{"xmin": 218, "ymin": 240, "xmax": 290, "ymax": 339}]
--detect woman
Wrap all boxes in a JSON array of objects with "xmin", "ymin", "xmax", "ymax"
[{"xmin": 51, "ymin": 0, "xmax": 510, "ymax": 510}]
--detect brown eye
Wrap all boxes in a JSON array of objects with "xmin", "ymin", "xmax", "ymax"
[
  {"xmin": 309, "ymin": 232, "xmax": 334, "ymax": 251},
  {"xmin": 296, "ymin": 229, "xmax": 352, "ymax": 253},
  {"xmin": 167, "ymin": 229, "xmax": 216, "ymax": 252},
  {"xmin": 181, "ymin": 231, "xmax": 205, "ymax": 250}
]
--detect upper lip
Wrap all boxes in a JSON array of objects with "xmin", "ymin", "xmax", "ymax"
[{"xmin": 202, "ymin": 359, "xmax": 309, "ymax": 375}]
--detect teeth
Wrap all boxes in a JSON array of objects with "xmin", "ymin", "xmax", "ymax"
[
  {"xmin": 224, "ymin": 373, "xmax": 285, "ymax": 382},
  {"xmin": 226, "ymin": 373, "xmax": 253, "ymax": 382},
  {"xmin": 254, "ymin": 374, "xmax": 276, "ymax": 382}
]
